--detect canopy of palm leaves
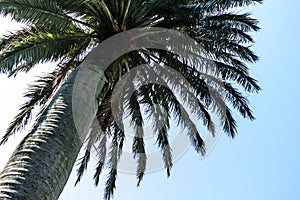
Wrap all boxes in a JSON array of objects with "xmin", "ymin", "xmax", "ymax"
[{"xmin": 0, "ymin": 0, "xmax": 262, "ymax": 199}]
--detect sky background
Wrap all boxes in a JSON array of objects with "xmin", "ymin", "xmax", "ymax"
[{"xmin": 0, "ymin": 1, "xmax": 300, "ymax": 200}]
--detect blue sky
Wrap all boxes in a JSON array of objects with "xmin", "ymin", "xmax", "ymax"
[{"xmin": 0, "ymin": 1, "xmax": 300, "ymax": 200}]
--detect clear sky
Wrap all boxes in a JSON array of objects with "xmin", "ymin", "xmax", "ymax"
[{"xmin": 0, "ymin": 1, "xmax": 300, "ymax": 200}]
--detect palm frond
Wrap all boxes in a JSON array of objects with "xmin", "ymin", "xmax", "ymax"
[
  {"xmin": 185, "ymin": 0, "xmax": 263, "ymax": 13},
  {"xmin": 223, "ymin": 106, "xmax": 238, "ymax": 138},
  {"xmin": 103, "ymin": 123, "xmax": 123, "ymax": 200},
  {"xmin": 0, "ymin": 0, "xmax": 91, "ymax": 29},
  {"xmin": 127, "ymin": 89, "xmax": 147, "ymax": 186},
  {"xmin": 215, "ymin": 61, "xmax": 260, "ymax": 93},
  {"xmin": 0, "ymin": 38, "xmax": 90, "ymax": 144},
  {"xmin": 0, "ymin": 73, "xmax": 52, "ymax": 144},
  {"xmin": 223, "ymin": 82, "xmax": 255, "ymax": 120},
  {"xmin": 0, "ymin": 26, "xmax": 91, "ymax": 75},
  {"xmin": 93, "ymin": 130, "xmax": 107, "ymax": 186},
  {"xmin": 138, "ymin": 84, "xmax": 173, "ymax": 176},
  {"xmin": 75, "ymin": 148, "xmax": 90, "ymax": 185}
]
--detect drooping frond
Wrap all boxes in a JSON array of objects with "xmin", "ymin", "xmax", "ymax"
[
  {"xmin": 0, "ymin": 37, "xmax": 90, "ymax": 144},
  {"xmin": 223, "ymin": 82, "xmax": 255, "ymax": 120},
  {"xmin": 223, "ymin": 106, "xmax": 238, "ymax": 138},
  {"xmin": 75, "ymin": 116, "xmax": 105, "ymax": 185},
  {"xmin": 93, "ymin": 130, "xmax": 107, "ymax": 187},
  {"xmin": 215, "ymin": 61, "xmax": 260, "ymax": 93},
  {"xmin": 138, "ymin": 85, "xmax": 173, "ymax": 176},
  {"xmin": 149, "ymin": 82, "xmax": 207, "ymax": 155},
  {"xmin": 143, "ymin": 51, "xmax": 216, "ymax": 132},
  {"xmin": 75, "ymin": 148, "xmax": 90, "ymax": 185},
  {"xmin": 126, "ymin": 87, "xmax": 147, "ymax": 186},
  {"xmin": 0, "ymin": 73, "xmax": 54, "ymax": 144},
  {"xmin": 104, "ymin": 149, "xmax": 118, "ymax": 200},
  {"xmin": 103, "ymin": 123, "xmax": 124, "ymax": 200}
]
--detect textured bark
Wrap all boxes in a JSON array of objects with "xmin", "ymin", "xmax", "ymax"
[{"xmin": 0, "ymin": 64, "xmax": 105, "ymax": 199}]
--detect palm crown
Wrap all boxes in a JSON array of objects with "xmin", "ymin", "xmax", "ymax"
[{"xmin": 0, "ymin": 0, "xmax": 262, "ymax": 199}]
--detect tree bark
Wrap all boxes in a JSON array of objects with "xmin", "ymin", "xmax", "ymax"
[{"xmin": 0, "ymin": 63, "xmax": 105, "ymax": 199}]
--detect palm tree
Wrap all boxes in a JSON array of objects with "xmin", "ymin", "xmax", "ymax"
[{"xmin": 0, "ymin": 0, "xmax": 262, "ymax": 199}]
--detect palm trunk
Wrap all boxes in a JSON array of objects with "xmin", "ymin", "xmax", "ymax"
[{"xmin": 0, "ymin": 63, "xmax": 105, "ymax": 199}]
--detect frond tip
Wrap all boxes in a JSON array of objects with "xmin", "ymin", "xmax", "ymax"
[{"xmin": 75, "ymin": 150, "xmax": 90, "ymax": 185}]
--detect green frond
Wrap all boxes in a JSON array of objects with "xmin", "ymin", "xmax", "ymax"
[
  {"xmin": 103, "ymin": 124, "xmax": 122, "ymax": 200},
  {"xmin": 161, "ymin": 143, "xmax": 172, "ymax": 177},
  {"xmin": 93, "ymin": 131, "xmax": 107, "ymax": 187},
  {"xmin": 197, "ymin": 25, "xmax": 255, "ymax": 44},
  {"xmin": 0, "ymin": 0, "xmax": 90, "ymax": 29},
  {"xmin": 127, "ymin": 89, "xmax": 147, "ymax": 185},
  {"xmin": 56, "ymin": 0, "xmax": 94, "ymax": 20},
  {"xmin": 155, "ymin": 83, "xmax": 207, "ymax": 155},
  {"xmin": 145, "ymin": 52, "xmax": 215, "ymax": 130},
  {"xmin": 155, "ymin": 85, "xmax": 183, "ymax": 125},
  {"xmin": 75, "ymin": 149, "xmax": 90, "ymax": 185},
  {"xmin": 186, "ymin": 0, "xmax": 263, "ymax": 13},
  {"xmin": 223, "ymin": 106, "xmax": 238, "ymax": 138},
  {"xmin": 0, "ymin": 26, "xmax": 91, "ymax": 75},
  {"xmin": 204, "ymin": 13, "xmax": 260, "ymax": 32},
  {"xmin": 75, "ymin": 117, "xmax": 103, "ymax": 185},
  {"xmin": 83, "ymin": 0, "xmax": 112, "ymax": 26},
  {"xmin": 140, "ymin": 80, "xmax": 206, "ymax": 155},
  {"xmin": 1, "ymin": 47, "xmax": 86, "ymax": 145},
  {"xmin": 104, "ymin": 167, "xmax": 117, "ymax": 200},
  {"xmin": 155, "ymin": 123, "xmax": 172, "ymax": 176},
  {"xmin": 162, "ymin": 64, "xmax": 215, "ymax": 134},
  {"xmin": 136, "ymin": 152, "xmax": 146, "ymax": 186},
  {"xmin": 137, "ymin": 84, "xmax": 173, "ymax": 176},
  {"xmin": 179, "ymin": 101, "xmax": 206, "ymax": 155},
  {"xmin": 200, "ymin": 37, "xmax": 258, "ymax": 63},
  {"xmin": 0, "ymin": 73, "xmax": 55, "ymax": 145},
  {"xmin": 223, "ymin": 82, "xmax": 255, "ymax": 120},
  {"xmin": 215, "ymin": 61, "xmax": 261, "ymax": 93}
]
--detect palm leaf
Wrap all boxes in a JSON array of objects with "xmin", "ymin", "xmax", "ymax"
[
  {"xmin": 0, "ymin": 0, "xmax": 91, "ymax": 29},
  {"xmin": 0, "ymin": 26, "xmax": 91, "ymax": 75}
]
